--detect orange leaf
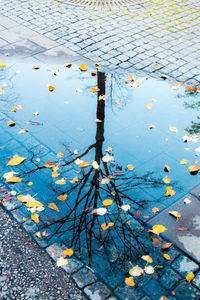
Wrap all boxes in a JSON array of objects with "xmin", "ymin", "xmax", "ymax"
[
  {"xmin": 185, "ymin": 86, "xmax": 196, "ymax": 92},
  {"xmin": 55, "ymin": 178, "xmax": 66, "ymax": 185},
  {"xmin": 57, "ymin": 194, "xmax": 67, "ymax": 201},
  {"xmin": 31, "ymin": 213, "xmax": 39, "ymax": 224},
  {"xmin": 70, "ymin": 177, "xmax": 79, "ymax": 184},
  {"xmin": 48, "ymin": 203, "xmax": 59, "ymax": 212},
  {"xmin": 32, "ymin": 65, "xmax": 40, "ymax": 70},
  {"xmin": 163, "ymin": 253, "xmax": 171, "ymax": 261},
  {"xmin": 162, "ymin": 176, "xmax": 171, "ymax": 184},
  {"xmin": 127, "ymin": 164, "xmax": 134, "ymax": 171},
  {"xmin": 65, "ymin": 63, "xmax": 72, "ymax": 68},
  {"xmin": 161, "ymin": 242, "xmax": 172, "ymax": 250},
  {"xmin": 79, "ymin": 161, "xmax": 90, "ymax": 168},
  {"xmin": 48, "ymin": 85, "xmax": 55, "ymax": 92},
  {"xmin": 188, "ymin": 165, "xmax": 199, "ymax": 175},
  {"xmin": 90, "ymin": 87, "xmax": 99, "ymax": 93},
  {"xmin": 8, "ymin": 120, "xmax": 15, "ymax": 127},
  {"xmin": 164, "ymin": 164, "xmax": 171, "ymax": 172},
  {"xmin": 6, "ymin": 177, "xmax": 23, "ymax": 183},
  {"xmin": 186, "ymin": 272, "xmax": 195, "ymax": 282},
  {"xmin": 141, "ymin": 255, "xmax": 153, "ymax": 263},
  {"xmin": 125, "ymin": 277, "xmax": 135, "ymax": 287},
  {"xmin": 79, "ymin": 63, "xmax": 87, "ymax": 72},
  {"xmin": 152, "ymin": 207, "xmax": 160, "ymax": 214},
  {"xmin": 180, "ymin": 159, "xmax": 188, "ymax": 165},
  {"xmin": 63, "ymin": 249, "xmax": 73, "ymax": 257},
  {"xmin": 165, "ymin": 186, "xmax": 175, "ymax": 197},
  {"xmin": 44, "ymin": 161, "xmax": 57, "ymax": 168}
]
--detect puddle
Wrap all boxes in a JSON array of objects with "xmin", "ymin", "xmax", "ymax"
[{"xmin": 0, "ymin": 60, "xmax": 199, "ymax": 294}]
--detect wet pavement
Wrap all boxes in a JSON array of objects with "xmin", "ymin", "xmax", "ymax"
[
  {"xmin": 0, "ymin": 0, "xmax": 200, "ymax": 85},
  {"xmin": 0, "ymin": 57, "xmax": 199, "ymax": 299}
]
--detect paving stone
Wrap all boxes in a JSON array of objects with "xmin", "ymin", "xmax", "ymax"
[
  {"xmin": 193, "ymin": 271, "xmax": 200, "ymax": 288},
  {"xmin": 72, "ymin": 267, "xmax": 97, "ymax": 288},
  {"xmin": 173, "ymin": 281, "xmax": 200, "ymax": 299},
  {"xmin": 83, "ymin": 282, "xmax": 111, "ymax": 300},
  {"xmin": 159, "ymin": 267, "xmax": 181, "ymax": 289},
  {"xmin": 114, "ymin": 284, "xmax": 144, "ymax": 300},
  {"xmin": 190, "ymin": 185, "xmax": 200, "ymax": 199},
  {"xmin": 142, "ymin": 280, "xmax": 169, "ymax": 299},
  {"xmin": 1, "ymin": 198, "xmax": 22, "ymax": 211},
  {"xmin": 171, "ymin": 255, "xmax": 199, "ymax": 277},
  {"xmin": 147, "ymin": 195, "xmax": 200, "ymax": 261}
]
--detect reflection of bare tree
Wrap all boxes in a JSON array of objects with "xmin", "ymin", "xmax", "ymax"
[{"xmin": 13, "ymin": 71, "xmax": 165, "ymax": 267}]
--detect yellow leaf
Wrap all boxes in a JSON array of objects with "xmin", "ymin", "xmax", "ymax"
[
  {"xmin": 32, "ymin": 65, "xmax": 40, "ymax": 70},
  {"xmin": 129, "ymin": 265, "xmax": 144, "ymax": 277},
  {"xmin": 91, "ymin": 71, "xmax": 96, "ymax": 76},
  {"xmin": 22, "ymin": 217, "xmax": 27, "ymax": 221},
  {"xmin": 163, "ymin": 254, "xmax": 171, "ymax": 261},
  {"xmin": 52, "ymin": 171, "xmax": 60, "ymax": 178},
  {"xmin": 144, "ymin": 266, "xmax": 154, "ymax": 274},
  {"xmin": 108, "ymin": 222, "xmax": 114, "ymax": 227},
  {"xmin": 125, "ymin": 277, "xmax": 135, "ymax": 287},
  {"xmin": 105, "ymin": 146, "xmax": 113, "ymax": 152},
  {"xmin": 7, "ymin": 120, "xmax": 15, "ymax": 127},
  {"xmin": 146, "ymin": 104, "xmax": 152, "ymax": 109},
  {"xmin": 48, "ymin": 85, "xmax": 55, "ymax": 92},
  {"xmin": 165, "ymin": 186, "xmax": 175, "ymax": 197},
  {"xmin": 141, "ymin": 255, "xmax": 153, "ymax": 263},
  {"xmin": 162, "ymin": 176, "xmax": 171, "ymax": 184},
  {"xmin": 65, "ymin": 63, "xmax": 72, "ymax": 68},
  {"xmin": 57, "ymin": 194, "xmax": 67, "ymax": 201},
  {"xmin": 0, "ymin": 88, "xmax": 4, "ymax": 94},
  {"xmin": 152, "ymin": 225, "xmax": 167, "ymax": 233},
  {"xmin": 92, "ymin": 161, "xmax": 99, "ymax": 169},
  {"xmin": 152, "ymin": 207, "xmax": 160, "ymax": 213},
  {"xmin": 79, "ymin": 63, "xmax": 87, "ymax": 72},
  {"xmin": 188, "ymin": 165, "xmax": 199, "ymax": 175},
  {"xmin": 149, "ymin": 123, "xmax": 155, "ymax": 129},
  {"xmin": 35, "ymin": 232, "xmax": 42, "ymax": 238},
  {"xmin": 169, "ymin": 126, "xmax": 178, "ymax": 133},
  {"xmin": 70, "ymin": 177, "xmax": 79, "ymax": 184},
  {"xmin": 94, "ymin": 118, "xmax": 102, "ymax": 123},
  {"xmin": 55, "ymin": 178, "xmax": 66, "ymax": 185},
  {"xmin": 185, "ymin": 86, "xmax": 196, "ymax": 92},
  {"xmin": 103, "ymin": 199, "xmax": 113, "ymax": 206},
  {"xmin": 101, "ymin": 223, "xmax": 110, "ymax": 230},
  {"xmin": 25, "ymin": 200, "xmax": 44, "ymax": 208},
  {"xmin": 168, "ymin": 210, "xmax": 181, "ymax": 220},
  {"xmin": 7, "ymin": 155, "xmax": 26, "ymax": 166},
  {"xmin": 18, "ymin": 128, "xmax": 27, "ymax": 134},
  {"xmin": 48, "ymin": 203, "xmax": 59, "ymax": 212},
  {"xmin": 128, "ymin": 75, "xmax": 134, "ymax": 81},
  {"xmin": 28, "ymin": 182, "xmax": 33, "ymax": 186},
  {"xmin": 6, "ymin": 177, "xmax": 23, "ymax": 183},
  {"xmin": 186, "ymin": 272, "xmax": 195, "ymax": 283},
  {"xmin": 0, "ymin": 62, "xmax": 7, "ymax": 67},
  {"xmin": 63, "ymin": 249, "xmax": 73, "ymax": 257},
  {"xmin": 180, "ymin": 159, "xmax": 188, "ymax": 165},
  {"xmin": 79, "ymin": 161, "xmax": 90, "ymax": 168},
  {"xmin": 90, "ymin": 87, "xmax": 99, "ymax": 93},
  {"xmin": 57, "ymin": 152, "xmax": 64, "ymax": 158},
  {"xmin": 56, "ymin": 257, "xmax": 68, "ymax": 267},
  {"xmin": 164, "ymin": 164, "xmax": 171, "ymax": 172},
  {"xmin": 127, "ymin": 164, "xmax": 134, "ymax": 171},
  {"xmin": 31, "ymin": 213, "xmax": 39, "ymax": 224}
]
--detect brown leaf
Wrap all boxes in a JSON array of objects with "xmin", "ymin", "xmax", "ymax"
[
  {"xmin": 161, "ymin": 242, "xmax": 172, "ymax": 250},
  {"xmin": 65, "ymin": 63, "xmax": 72, "ymax": 68},
  {"xmin": 177, "ymin": 227, "xmax": 189, "ymax": 231}
]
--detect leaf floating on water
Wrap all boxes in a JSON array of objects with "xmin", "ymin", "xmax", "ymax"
[
  {"xmin": 7, "ymin": 120, "xmax": 15, "ymax": 127},
  {"xmin": 92, "ymin": 161, "xmax": 99, "ymax": 169},
  {"xmin": 31, "ymin": 213, "xmax": 39, "ymax": 224},
  {"xmin": 70, "ymin": 177, "xmax": 79, "ymax": 184},
  {"xmin": 102, "ymin": 199, "xmax": 113, "ymax": 206},
  {"xmin": 163, "ymin": 254, "xmax": 171, "ymax": 261},
  {"xmin": 57, "ymin": 152, "xmax": 64, "ymax": 158},
  {"xmin": 79, "ymin": 63, "xmax": 87, "ymax": 72},
  {"xmin": 125, "ymin": 277, "xmax": 135, "ymax": 287},
  {"xmin": 152, "ymin": 225, "xmax": 167, "ymax": 234},
  {"xmin": 48, "ymin": 85, "xmax": 55, "ymax": 92},
  {"xmin": 161, "ymin": 242, "xmax": 172, "ymax": 250},
  {"xmin": 146, "ymin": 104, "xmax": 152, "ymax": 109},
  {"xmin": 105, "ymin": 146, "xmax": 113, "ymax": 152},
  {"xmin": 0, "ymin": 62, "xmax": 7, "ymax": 67},
  {"xmin": 57, "ymin": 194, "xmax": 67, "ymax": 201},
  {"xmin": 168, "ymin": 210, "xmax": 181, "ymax": 220},
  {"xmin": 188, "ymin": 165, "xmax": 199, "ymax": 175},
  {"xmin": 149, "ymin": 123, "xmax": 156, "ymax": 129},
  {"xmin": 164, "ymin": 164, "xmax": 171, "ymax": 172},
  {"xmin": 91, "ymin": 71, "xmax": 96, "ymax": 76},
  {"xmin": 185, "ymin": 86, "xmax": 196, "ymax": 92},
  {"xmin": 180, "ymin": 159, "xmax": 188, "ymax": 165},
  {"xmin": 162, "ymin": 176, "xmax": 171, "ymax": 184},
  {"xmin": 144, "ymin": 266, "xmax": 154, "ymax": 274},
  {"xmin": 63, "ymin": 249, "xmax": 73, "ymax": 257},
  {"xmin": 121, "ymin": 204, "xmax": 131, "ymax": 211},
  {"xmin": 127, "ymin": 164, "xmax": 134, "ymax": 171},
  {"xmin": 7, "ymin": 155, "xmax": 26, "ymax": 166},
  {"xmin": 99, "ymin": 94, "xmax": 108, "ymax": 100},
  {"xmin": 129, "ymin": 265, "xmax": 144, "ymax": 277},
  {"xmin": 91, "ymin": 207, "xmax": 107, "ymax": 216},
  {"xmin": 141, "ymin": 255, "xmax": 153, "ymax": 263},
  {"xmin": 152, "ymin": 207, "xmax": 160, "ymax": 214},
  {"xmin": 186, "ymin": 272, "xmax": 195, "ymax": 282},
  {"xmin": 94, "ymin": 118, "xmax": 102, "ymax": 123},
  {"xmin": 6, "ymin": 177, "xmax": 23, "ymax": 183},
  {"xmin": 165, "ymin": 186, "xmax": 175, "ymax": 197},
  {"xmin": 56, "ymin": 257, "xmax": 68, "ymax": 267},
  {"xmin": 44, "ymin": 161, "xmax": 57, "ymax": 168},
  {"xmin": 169, "ymin": 126, "xmax": 178, "ymax": 133},
  {"xmin": 79, "ymin": 161, "xmax": 90, "ymax": 168},
  {"xmin": 102, "ymin": 154, "xmax": 114, "ymax": 162},
  {"xmin": 65, "ymin": 63, "xmax": 72, "ymax": 68},
  {"xmin": 0, "ymin": 88, "xmax": 4, "ymax": 94},
  {"xmin": 177, "ymin": 227, "xmax": 189, "ymax": 231},
  {"xmin": 55, "ymin": 178, "xmax": 66, "ymax": 185},
  {"xmin": 25, "ymin": 200, "xmax": 43, "ymax": 208},
  {"xmin": 90, "ymin": 87, "xmax": 99, "ymax": 93},
  {"xmin": 32, "ymin": 65, "xmax": 40, "ymax": 70},
  {"xmin": 101, "ymin": 178, "xmax": 110, "ymax": 185},
  {"xmin": 184, "ymin": 197, "xmax": 191, "ymax": 204},
  {"xmin": 3, "ymin": 171, "xmax": 18, "ymax": 180},
  {"xmin": 48, "ymin": 203, "xmax": 59, "ymax": 212},
  {"xmin": 52, "ymin": 171, "xmax": 60, "ymax": 178}
]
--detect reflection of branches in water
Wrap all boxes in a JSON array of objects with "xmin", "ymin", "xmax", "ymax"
[{"xmin": 0, "ymin": 68, "xmax": 20, "ymax": 106}]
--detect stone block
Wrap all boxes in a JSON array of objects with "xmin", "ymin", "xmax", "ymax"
[
  {"xmin": 84, "ymin": 282, "xmax": 111, "ymax": 300},
  {"xmin": 171, "ymin": 255, "xmax": 199, "ymax": 277},
  {"xmin": 72, "ymin": 267, "xmax": 97, "ymax": 288}
]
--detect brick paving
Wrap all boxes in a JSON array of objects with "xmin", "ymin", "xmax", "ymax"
[{"xmin": 0, "ymin": 0, "xmax": 200, "ymax": 84}]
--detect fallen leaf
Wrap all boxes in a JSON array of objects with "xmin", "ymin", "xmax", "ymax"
[
  {"xmin": 90, "ymin": 87, "xmax": 99, "ymax": 93},
  {"xmin": 141, "ymin": 255, "xmax": 153, "ymax": 263},
  {"xmin": 0, "ymin": 88, "xmax": 4, "ymax": 94},
  {"xmin": 185, "ymin": 86, "xmax": 196, "ymax": 92},
  {"xmin": 32, "ymin": 65, "xmax": 40, "ymax": 70},
  {"xmin": 177, "ymin": 227, "xmax": 189, "ymax": 231},
  {"xmin": 188, "ymin": 165, "xmax": 199, "ymax": 175},
  {"xmin": 44, "ymin": 161, "xmax": 57, "ymax": 168},
  {"xmin": 99, "ymin": 94, "xmax": 108, "ymax": 100},
  {"xmin": 52, "ymin": 171, "xmax": 60, "ymax": 178},
  {"xmin": 184, "ymin": 197, "xmax": 191, "ymax": 204},
  {"xmin": 127, "ymin": 164, "xmax": 134, "ymax": 171},
  {"xmin": 169, "ymin": 126, "xmax": 178, "ymax": 133},
  {"xmin": 121, "ymin": 204, "xmax": 131, "ymax": 211},
  {"xmin": 102, "ymin": 199, "xmax": 113, "ymax": 206},
  {"xmin": 7, "ymin": 155, "xmax": 26, "ymax": 166},
  {"xmin": 153, "ymin": 225, "xmax": 167, "ymax": 234},
  {"xmin": 91, "ymin": 71, "xmax": 96, "ymax": 76},
  {"xmin": 94, "ymin": 118, "xmax": 102, "ymax": 123},
  {"xmin": 79, "ymin": 63, "xmax": 87, "ymax": 72},
  {"xmin": 161, "ymin": 242, "xmax": 172, "ymax": 250},
  {"xmin": 129, "ymin": 265, "xmax": 144, "ymax": 277},
  {"xmin": 63, "ymin": 249, "xmax": 73, "ymax": 257},
  {"xmin": 25, "ymin": 200, "xmax": 43, "ymax": 208},
  {"xmin": 3, "ymin": 171, "xmax": 18, "ymax": 180},
  {"xmin": 91, "ymin": 207, "xmax": 107, "ymax": 216},
  {"xmin": 31, "ymin": 213, "xmax": 39, "ymax": 224},
  {"xmin": 48, "ymin": 85, "xmax": 55, "ymax": 92},
  {"xmin": 6, "ymin": 177, "xmax": 23, "ymax": 183},
  {"xmin": 101, "ymin": 223, "xmax": 110, "ymax": 230},
  {"xmin": 79, "ymin": 161, "xmax": 90, "ymax": 168},
  {"xmin": 146, "ymin": 104, "xmax": 152, "ymax": 109},
  {"xmin": 128, "ymin": 75, "xmax": 134, "ymax": 81},
  {"xmin": 0, "ymin": 62, "xmax": 7, "ymax": 67},
  {"xmin": 102, "ymin": 154, "xmax": 114, "ymax": 162},
  {"xmin": 186, "ymin": 272, "xmax": 195, "ymax": 282},
  {"xmin": 70, "ymin": 177, "xmax": 79, "ymax": 184},
  {"xmin": 48, "ymin": 203, "xmax": 59, "ymax": 212},
  {"xmin": 163, "ymin": 253, "xmax": 170, "ymax": 261},
  {"xmin": 149, "ymin": 123, "xmax": 156, "ymax": 129},
  {"xmin": 101, "ymin": 178, "xmax": 110, "ymax": 185},
  {"xmin": 57, "ymin": 194, "xmax": 67, "ymax": 201},
  {"xmin": 180, "ymin": 159, "xmax": 188, "ymax": 165},
  {"xmin": 65, "ymin": 63, "xmax": 72, "ymax": 68},
  {"xmin": 163, "ymin": 176, "xmax": 171, "ymax": 184},
  {"xmin": 165, "ymin": 186, "xmax": 175, "ymax": 197},
  {"xmin": 7, "ymin": 120, "xmax": 15, "ymax": 127},
  {"xmin": 152, "ymin": 237, "xmax": 161, "ymax": 247},
  {"xmin": 92, "ymin": 161, "xmax": 99, "ymax": 169},
  {"xmin": 168, "ymin": 210, "xmax": 181, "ymax": 220},
  {"xmin": 35, "ymin": 232, "xmax": 42, "ymax": 238},
  {"xmin": 55, "ymin": 178, "xmax": 66, "ymax": 185},
  {"xmin": 144, "ymin": 266, "xmax": 154, "ymax": 274},
  {"xmin": 18, "ymin": 128, "xmax": 28, "ymax": 134},
  {"xmin": 105, "ymin": 146, "xmax": 113, "ymax": 152},
  {"xmin": 56, "ymin": 257, "xmax": 68, "ymax": 267},
  {"xmin": 152, "ymin": 207, "xmax": 160, "ymax": 213},
  {"xmin": 125, "ymin": 277, "xmax": 135, "ymax": 287},
  {"xmin": 164, "ymin": 164, "xmax": 171, "ymax": 172},
  {"xmin": 57, "ymin": 152, "xmax": 64, "ymax": 158}
]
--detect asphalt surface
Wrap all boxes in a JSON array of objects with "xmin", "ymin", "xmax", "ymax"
[{"xmin": 0, "ymin": 207, "xmax": 86, "ymax": 300}]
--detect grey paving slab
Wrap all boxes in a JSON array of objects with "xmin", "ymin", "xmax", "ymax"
[{"xmin": 147, "ymin": 194, "xmax": 200, "ymax": 262}]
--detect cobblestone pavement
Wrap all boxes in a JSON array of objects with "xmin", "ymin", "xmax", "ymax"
[
  {"xmin": 0, "ymin": 207, "xmax": 86, "ymax": 300},
  {"xmin": 0, "ymin": 0, "xmax": 200, "ymax": 85}
]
